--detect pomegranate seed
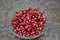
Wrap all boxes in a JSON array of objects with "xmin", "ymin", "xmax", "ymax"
[
  {"xmin": 34, "ymin": 8, "xmax": 38, "ymax": 11},
  {"xmin": 11, "ymin": 8, "xmax": 46, "ymax": 37},
  {"xmin": 22, "ymin": 10, "xmax": 26, "ymax": 14}
]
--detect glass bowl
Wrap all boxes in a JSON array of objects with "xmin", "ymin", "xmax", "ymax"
[{"xmin": 6, "ymin": 9, "xmax": 46, "ymax": 39}]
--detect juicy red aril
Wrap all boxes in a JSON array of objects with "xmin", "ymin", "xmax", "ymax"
[{"xmin": 11, "ymin": 8, "xmax": 46, "ymax": 37}]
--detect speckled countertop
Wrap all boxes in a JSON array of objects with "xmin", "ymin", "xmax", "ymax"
[{"xmin": 0, "ymin": 0, "xmax": 60, "ymax": 40}]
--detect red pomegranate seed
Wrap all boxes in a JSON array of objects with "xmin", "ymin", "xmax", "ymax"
[
  {"xmin": 11, "ymin": 8, "xmax": 46, "ymax": 37},
  {"xmin": 34, "ymin": 8, "xmax": 38, "ymax": 11}
]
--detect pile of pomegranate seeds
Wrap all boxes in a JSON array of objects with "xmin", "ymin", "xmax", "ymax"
[{"xmin": 11, "ymin": 8, "xmax": 46, "ymax": 37}]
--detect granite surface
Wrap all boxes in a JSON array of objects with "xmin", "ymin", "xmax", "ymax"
[{"xmin": 0, "ymin": 0, "xmax": 60, "ymax": 40}]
